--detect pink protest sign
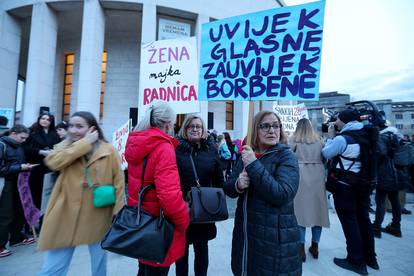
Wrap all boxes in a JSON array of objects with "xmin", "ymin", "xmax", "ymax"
[{"xmin": 17, "ymin": 171, "xmax": 41, "ymax": 227}]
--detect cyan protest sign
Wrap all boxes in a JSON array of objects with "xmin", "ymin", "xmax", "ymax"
[{"xmin": 199, "ymin": 1, "xmax": 325, "ymax": 101}]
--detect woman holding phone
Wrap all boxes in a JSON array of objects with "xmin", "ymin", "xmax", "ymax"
[
  {"xmin": 23, "ymin": 112, "xmax": 60, "ymax": 213},
  {"xmin": 37, "ymin": 111, "xmax": 124, "ymax": 276}
]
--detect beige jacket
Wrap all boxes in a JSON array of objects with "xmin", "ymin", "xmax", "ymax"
[{"xmin": 38, "ymin": 138, "xmax": 124, "ymax": 251}]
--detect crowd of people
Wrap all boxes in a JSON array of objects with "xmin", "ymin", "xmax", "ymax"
[{"xmin": 0, "ymin": 101, "xmax": 413, "ymax": 276}]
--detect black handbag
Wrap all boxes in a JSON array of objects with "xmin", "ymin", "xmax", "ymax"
[
  {"xmin": 101, "ymin": 158, "xmax": 174, "ymax": 263},
  {"xmin": 187, "ymin": 154, "xmax": 228, "ymax": 224}
]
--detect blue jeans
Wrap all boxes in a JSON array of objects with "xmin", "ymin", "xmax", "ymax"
[
  {"xmin": 38, "ymin": 242, "xmax": 107, "ymax": 276},
  {"xmin": 299, "ymin": 226, "xmax": 322, "ymax": 244}
]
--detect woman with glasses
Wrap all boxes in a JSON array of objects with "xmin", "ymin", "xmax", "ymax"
[
  {"xmin": 289, "ymin": 118, "xmax": 329, "ymax": 262},
  {"xmin": 224, "ymin": 110, "xmax": 301, "ymax": 276},
  {"xmin": 175, "ymin": 115, "xmax": 224, "ymax": 276}
]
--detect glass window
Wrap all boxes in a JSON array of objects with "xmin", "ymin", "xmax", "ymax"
[
  {"xmin": 62, "ymin": 53, "xmax": 75, "ymax": 120},
  {"xmin": 395, "ymin": 114, "xmax": 403, "ymax": 119},
  {"xmin": 226, "ymin": 101, "xmax": 234, "ymax": 130},
  {"xmin": 100, "ymin": 51, "xmax": 107, "ymax": 120},
  {"xmin": 395, "ymin": 124, "xmax": 403, "ymax": 129}
]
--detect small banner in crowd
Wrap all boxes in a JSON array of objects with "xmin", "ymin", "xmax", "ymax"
[
  {"xmin": 273, "ymin": 103, "xmax": 309, "ymax": 133},
  {"xmin": 138, "ymin": 37, "xmax": 200, "ymax": 116},
  {"xmin": 112, "ymin": 120, "xmax": 131, "ymax": 170},
  {"xmin": 17, "ymin": 172, "xmax": 41, "ymax": 227},
  {"xmin": 199, "ymin": 1, "xmax": 325, "ymax": 101}
]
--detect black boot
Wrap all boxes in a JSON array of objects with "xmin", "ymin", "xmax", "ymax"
[
  {"xmin": 333, "ymin": 258, "xmax": 368, "ymax": 275},
  {"xmin": 366, "ymin": 257, "xmax": 379, "ymax": 270},
  {"xmin": 372, "ymin": 223, "xmax": 382, "ymax": 238},
  {"xmin": 382, "ymin": 223, "xmax": 402, "ymax": 237},
  {"xmin": 299, "ymin": 243, "xmax": 306, "ymax": 262},
  {"xmin": 308, "ymin": 241, "xmax": 319, "ymax": 259}
]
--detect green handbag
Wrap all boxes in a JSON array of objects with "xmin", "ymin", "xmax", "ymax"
[{"xmin": 84, "ymin": 160, "xmax": 116, "ymax": 208}]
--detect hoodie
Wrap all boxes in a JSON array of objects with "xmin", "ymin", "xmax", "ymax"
[{"xmin": 125, "ymin": 127, "xmax": 189, "ymax": 267}]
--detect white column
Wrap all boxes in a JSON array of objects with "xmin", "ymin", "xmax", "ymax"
[
  {"xmin": 22, "ymin": 3, "xmax": 57, "ymax": 125},
  {"xmin": 140, "ymin": 1, "xmax": 156, "ymax": 44},
  {"xmin": 196, "ymin": 14, "xmax": 209, "ymax": 123},
  {"xmin": 138, "ymin": 1, "xmax": 156, "ymax": 120},
  {"xmin": 76, "ymin": 0, "xmax": 105, "ymax": 118},
  {"xmin": 0, "ymin": 12, "xmax": 21, "ymax": 115}
]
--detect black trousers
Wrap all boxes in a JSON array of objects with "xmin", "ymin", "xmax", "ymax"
[
  {"xmin": 374, "ymin": 189, "xmax": 401, "ymax": 227},
  {"xmin": 137, "ymin": 263, "xmax": 169, "ymax": 276},
  {"xmin": 175, "ymin": 241, "xmax": 209, "ymax": 276},
  {"xmin": 0, "ymin": 181, "xmax": 26, "ymax": 248},
  {"xmin": 28, "ymin": 166, "xmax": 45, "ymax": 210},
  {"xmin": 333, "ymin": 183, "xmax": 376, "ymax": 265}
]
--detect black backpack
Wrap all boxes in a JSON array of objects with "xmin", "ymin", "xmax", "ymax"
[
  {"xmin": 394, "ymin": 140, "xmax": 414, "ymax": 167},
  {"xmin": 330, "ymin": 125, "xmax": 379, "ymax": 190}
]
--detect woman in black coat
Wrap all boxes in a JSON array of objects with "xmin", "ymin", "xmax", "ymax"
[
  {"xmin": 175, "ymin": 115, "xmax": 224, "ymax": 276},
  {"xmin": 23, "ymin": 112, "xmax": 60, "ymax": 211},
  {"xmin": 224, "ymin": 110, "xmax": 301, "ymax": 276}
]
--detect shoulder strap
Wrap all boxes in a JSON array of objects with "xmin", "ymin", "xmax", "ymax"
[
  {"xmin": 0, "ymin": 141, "xmax": 6, "ymax": 166},
  {"xmin": 139, "ymin": 157, "xmax": 155, "ymax": 197},
  {"xmin": 189, "ymin": 154, "xmax": 201, "ymax": 187}
]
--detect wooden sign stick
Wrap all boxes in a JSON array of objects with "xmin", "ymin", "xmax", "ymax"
[
  {"xmin": 246, "ymin": 101, "xmax": 254, "ymax": 147},
  {"xmin": 32, "ymin": 226, "xmax": 37, "ymax": 240}
]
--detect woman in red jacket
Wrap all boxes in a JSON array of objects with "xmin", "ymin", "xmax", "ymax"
[{"xmin": 125, "ymin": 100, "xmax": 190, "ymax": 276}]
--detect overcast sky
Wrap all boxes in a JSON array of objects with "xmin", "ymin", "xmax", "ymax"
[{"xmin": 285, "ymin": 0, "xmax": 414, "ymax": 102}]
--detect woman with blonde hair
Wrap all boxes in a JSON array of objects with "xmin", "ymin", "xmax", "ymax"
[
  {"xmin": 224, "ymin": 110, "xmax": 301, "ymax": 276},
  {"xmin": 289, "ymin": 118, "xmax": 329, "ymax": 262},
  {"xmin": 125, "ymin": 100, "xmax": 189, "ymax": 276},
  {"xmin": 175, "ymin": 114, "xmax": 224, "ymax": 276}
]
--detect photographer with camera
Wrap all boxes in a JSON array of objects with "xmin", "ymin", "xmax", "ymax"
[{"xmin": 322, "ymin": 108, "xmax": 378, "ymax": 275}]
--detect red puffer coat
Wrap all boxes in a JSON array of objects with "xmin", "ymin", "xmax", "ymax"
[{"xmin": 125, "ymin": 127, "xmax": 189, "ymax": 267}]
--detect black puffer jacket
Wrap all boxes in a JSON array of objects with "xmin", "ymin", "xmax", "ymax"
[
  {"xmin": 377, "ymin": 131, "xmax": 400, "ymax": 191},
  {"xmin": 224, "ymin": 144, "xmax": 301, "ymax": 276},
  {"xmin": 176, "ymin": 137, "xmax": 224, "ymax": 243},
  {"xmin": 0, "ymin": 136, "xmax": 25, "ymax": 183},
  {"xmin": 23, "ymin": 129, "xmax": 59, "ymax": 166}
]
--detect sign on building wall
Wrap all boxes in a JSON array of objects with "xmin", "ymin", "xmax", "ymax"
[
  {"xmin": 112, "ymin": 120, "xmax": 131, "ymax": 170},
  {"xmin": 199, "ymin": 1, "xmax": 325, "ymax": 101},
  {"xmin": 138, "ymin": 37, "xmax": 200, "ymax": 115},
  {"xmin": 0, "ymin": 108, "xmax": 14, "ymax": 128},
  {"xmin": 273, "ymin": 103, "xmax": 309, "ymax": 133},
  {"xmin": 158, "ymin": 18, "xmax": 191, "ymax": 40}
]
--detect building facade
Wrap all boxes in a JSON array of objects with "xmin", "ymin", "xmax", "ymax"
[
  {"xmin": 391, "ymin": 101, "xmax": 414, "ymax": 137},
  {"xmin": 0, "ymin": 0, "xmax": 284, "ymax": 140},
  {"xmin": 300, "ymin": 91, "xmax": 351, "ymax": 133}
]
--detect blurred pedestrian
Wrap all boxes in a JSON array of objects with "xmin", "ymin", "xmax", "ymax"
[
  {"xmin": 224, "ymin": 110, "xmax": 301, "ymax": 275},
  {"xmin": 55, "ymin": 121, "xmax": 68, "ymax": 141},
  {"xmin": 125, "ymin": 100, "xmax": 189, "ymax": 276},
  {"xmin": 289, "ymin": 118, "xmax": 329, "ymax": 262},
  {"xmin": 175, "ymin": 115, "xmax": 224, "ymax": 276},
  {"xmin": 38, "ymin": 111, "xmax": 125, "ymax": 276},
  {"xmin": 0, "ymin": 125, "xmax": 36, "ymax": 258},
  {"xmin": 217, "ymin": 135, "xmax": 230, "ymax": 179},
  {"xmin": 23, "ymin": 112, "xmax": 59, "ymax": 212},
  {"xmin": 223, "ymin": 132, "xmax": 237, "ymax": 178},
  {"xmin": 373, "ymin": 126, "xmax": 403, "ymax": 238}
]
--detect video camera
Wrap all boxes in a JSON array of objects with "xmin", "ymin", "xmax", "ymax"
[{"xmin": 321, "ymin": 100, "xmax": 385, "ymax": 133}]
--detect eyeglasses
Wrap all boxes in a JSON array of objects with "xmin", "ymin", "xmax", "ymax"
[
  {"xmin": 259, "ymin": 123, "xmax": 280, "ymax": 132},
  {"xmin": 187, "ymin": 125, "xmax": 202, "ymax": 130}
]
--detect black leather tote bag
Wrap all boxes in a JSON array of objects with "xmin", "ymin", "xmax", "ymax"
[
  {"xmin": 187, "ymin": 155, "xmax": 228, "ymax": 224},
  {"xmin": 101, "ymin": 158, "xmax": 174, "ymax": 263}
]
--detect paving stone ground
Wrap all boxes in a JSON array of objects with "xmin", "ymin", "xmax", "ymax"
[{"xmin": 1, "ymin": 194, "xmax": 414, "ymax": 276}]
